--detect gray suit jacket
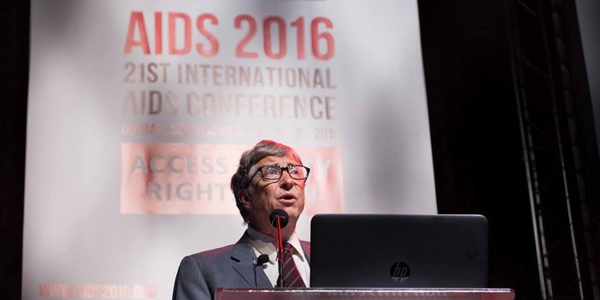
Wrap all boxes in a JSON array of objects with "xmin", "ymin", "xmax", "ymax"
[{"xmin": 173, "ymin": 232, "xmax": 311, "ymax": 300}]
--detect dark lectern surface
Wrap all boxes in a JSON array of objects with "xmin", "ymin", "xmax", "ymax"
[{"xmin": 215, "ymin": 288, "xmax": 515, "ymax": 300}]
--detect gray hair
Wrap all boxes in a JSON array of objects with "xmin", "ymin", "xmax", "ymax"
[{"xmin": 230, "ymin": 140, "xmax": 303, "ymax": 223}]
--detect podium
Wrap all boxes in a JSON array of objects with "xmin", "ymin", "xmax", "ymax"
[{"xmin": 215, "ymin": 288, "xmax": 515, "ymax": 300}]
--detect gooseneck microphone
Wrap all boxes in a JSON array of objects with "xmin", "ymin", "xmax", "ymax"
[
  {"xmin": 269, "ymin": 209, "xmax": 289, "ymax": 288},
  {"xmin": 270, "ymin": 209, "xmax": 289, "ymax": 228},
  {"xmin": 253, "ymin": 254, "xmax": 269, "ymax": 287}
]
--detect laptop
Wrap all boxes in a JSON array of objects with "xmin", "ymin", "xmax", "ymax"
[{"xmin": 310, "ymin": 214, "xmax": 488, "ymax": 288}]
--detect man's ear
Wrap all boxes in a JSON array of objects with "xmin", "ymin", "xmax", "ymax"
[{"xmin": 239, "ymin": 191, "xmax": 252, "ymax": 211}]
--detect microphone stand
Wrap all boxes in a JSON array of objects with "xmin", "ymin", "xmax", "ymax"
[
  {"xmin": 269, "ymin": 209, "xmax": 289, "ymax": 288},
  {"xmin": 276, "ymin": 215, "xmax": 285, "ymax": 288}
]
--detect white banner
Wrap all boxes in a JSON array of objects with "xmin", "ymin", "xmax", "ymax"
[{"xmin": 24, "ymin": 0, "xmax": 436, "ymax": 299}]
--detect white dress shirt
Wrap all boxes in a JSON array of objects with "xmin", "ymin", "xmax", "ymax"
[{"xmin": 247, "ymin": 226, "xmax": 310, "ymax": 287}]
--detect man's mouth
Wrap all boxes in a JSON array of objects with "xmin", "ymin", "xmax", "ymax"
[{"xmin": 278, "ymin": 194, "xmax": 296, "ymax": 202}]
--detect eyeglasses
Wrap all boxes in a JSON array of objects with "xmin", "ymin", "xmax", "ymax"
[{"xmin": 250, "ymin": 165, "xmax": 311, "ymax": 182}]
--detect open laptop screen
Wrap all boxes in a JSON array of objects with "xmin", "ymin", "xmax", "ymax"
[{"xmin": 310, "ymin": 214, "xmax": 488, "ymax": 288}]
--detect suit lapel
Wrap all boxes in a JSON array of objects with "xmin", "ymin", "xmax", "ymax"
[
  {"xmin": 230, "ymin": 233, "xmax": 272, "ymax": 288},
  {"xmin": 300, "ymin": 240, "xmax": 311, "ymax": 265}
]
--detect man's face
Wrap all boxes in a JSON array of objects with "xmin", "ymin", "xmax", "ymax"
[{"xmin": 244, "ymin": 154, "xmax": 306, "ymax": 236}]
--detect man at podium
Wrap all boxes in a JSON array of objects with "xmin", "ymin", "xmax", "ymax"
[{"xmin": 173, "ymin": 140, "xmax": 311, "ymax": 300}]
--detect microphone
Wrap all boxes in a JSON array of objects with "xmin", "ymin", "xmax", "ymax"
[
  {"xmin": 254, "ymin": 254, "xmax": 269, "ymax": 266},
  {"xmin": 253, "ymin": 254, "xmax": 269, "ymax": 287},
  {"xmin": 269, "ymin": 209, "xmax": 289, "ymax": 287},
  {"xmin": 269, "ymin": 209, "xmax": 289, "ymax": 228}
]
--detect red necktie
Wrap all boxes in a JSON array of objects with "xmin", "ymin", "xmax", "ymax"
[{"xmin": 282, "ymin": 242, "xmax": 306, "ymax": 287}]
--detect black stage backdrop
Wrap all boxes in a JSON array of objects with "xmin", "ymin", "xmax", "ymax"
[
  {"xmin": 3, "ymin": 0, "xmax": 599, "ymax": 299},
  {"xmin": 419, "ymin": 1, "xmax": 540, "ymax": 298},
  {"xmin": 0, "ymin": 1, "xmax": 30, "ymax": 299}
]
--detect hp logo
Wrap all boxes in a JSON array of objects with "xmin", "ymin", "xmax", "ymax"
[{"xmin": 390, "ymin": 262, "xmax": 410, "ymax": 283}]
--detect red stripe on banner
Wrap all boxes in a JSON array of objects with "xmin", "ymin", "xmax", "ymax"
[{"xmin": 120, "ymin": 143, "xmax": 343, "ymax": 215}]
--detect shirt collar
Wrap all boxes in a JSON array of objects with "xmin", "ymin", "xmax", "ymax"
[{"xmin": 247, "ymin": 226, "xmax": 307, "ymax": 264}]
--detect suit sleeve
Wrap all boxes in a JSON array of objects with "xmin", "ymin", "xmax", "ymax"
[{"xmin": 173, "ymin": 256, "xmax": 212, "ymax": 300}]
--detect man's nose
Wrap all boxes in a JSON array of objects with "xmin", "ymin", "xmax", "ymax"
[{"xmin": 279, "ymin": 170, "xmax": 294, "ymax": 188}]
